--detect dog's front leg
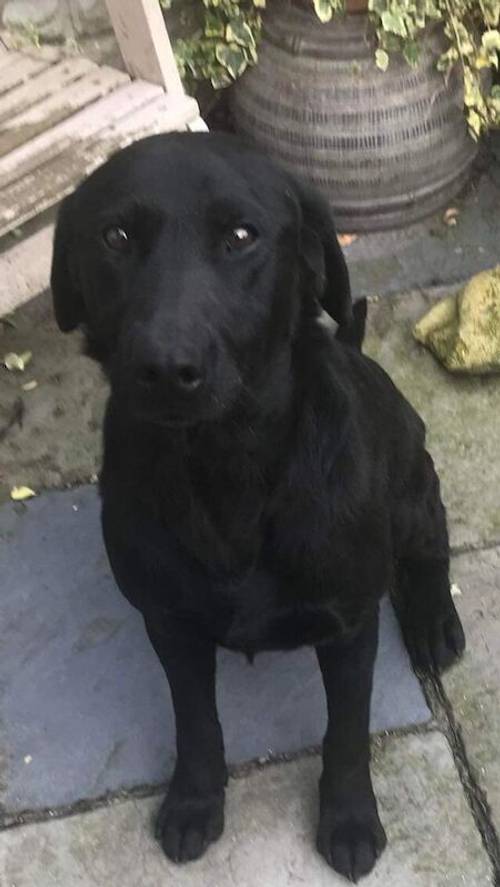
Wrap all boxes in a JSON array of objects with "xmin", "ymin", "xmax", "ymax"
[
  {"xmin": 144, "ymin": 614, "xmax": 227, "ymax": 863},
  {"xmin": 315, "ymin": 609, "xmax": 386, "ymax": 882}
]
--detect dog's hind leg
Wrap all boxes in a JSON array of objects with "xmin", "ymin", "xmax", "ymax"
[{"xmin": 394, "ymin": 452, "xmax": 465, "ymax": 673}]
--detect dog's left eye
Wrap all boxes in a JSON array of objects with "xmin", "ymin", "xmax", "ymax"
[
  {"xmin": 103, "ymin": 226, "xmax": 130, "ymax": 252},
  {"xmin": 224, "ymin": 225, "xmax": 258, "ymax": 253}
]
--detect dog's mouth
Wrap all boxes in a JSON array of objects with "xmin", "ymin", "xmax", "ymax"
[{"xmin": 130, "ymin": 394, "xmax": 227, "ymax": 430}]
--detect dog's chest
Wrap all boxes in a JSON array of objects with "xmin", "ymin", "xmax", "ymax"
[{"xmin": 221, "ymin": 583, "xmax": 356, "ymax": 654}]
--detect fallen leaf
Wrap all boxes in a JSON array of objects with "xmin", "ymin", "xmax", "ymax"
[
  {"xmin": 21, "ymin": 379, "xmax": 38, "ymax": 391},
  {"xmin": 10, "ymin": 485, "xmax": 36, "ymax": 501},
  {"xmin": 443, "ymin": 207, "xmax": 459, "ymax": 226},
  {"xmin": 338, "ymin": 233, "xmax": 359, "ymax": 247},
  {"xmin": 4, "ymin": 350, "xmax": 32, "ymax": 372}
]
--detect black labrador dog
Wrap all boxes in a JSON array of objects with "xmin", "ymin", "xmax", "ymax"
[{"xmin": 51, "ymin": 132, "xmax": 465, "ymax": 882}]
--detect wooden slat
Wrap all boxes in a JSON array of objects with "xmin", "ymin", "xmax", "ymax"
[
  {"xmin": 0, "ymin": 79, "xmax": 159, "ymax": 190},
  {"xmin": 0, "ymin": 51, "xmax": 16, "ymax": 72},
  {"xmin": 0, "ymin": 91, "xmax": 199, "ymax": 236},
  {"xmin": 0, "ymin": 57, "xmax": 96, "ymax": 125},
  {"xmin": 105, "ymin": 0, "xmax": 183, "ymax": 94},
  {"xmin": 0, "ymin": 64, "xmax": 128, "ymax": 157},
  {"xmin": 0, "ymin": 53, "xmax": 51, "ymax": 96}
]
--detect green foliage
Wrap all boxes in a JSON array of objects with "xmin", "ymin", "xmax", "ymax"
[
  {"xmin": 159, "ymin": 0, "xmax": 262, "ymax": 90},
  {"xmin": 160, "ymin": 0, "xmax": 500, "ymax": 136},
  {"xmin": 370, "ymin": 0, "xmax": 500, "ymax": 137}
]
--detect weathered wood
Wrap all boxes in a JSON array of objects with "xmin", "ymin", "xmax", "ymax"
[
  {"xmin": 105, "ymin": 0, "xmax": 183, "ymax": 94},
  {"xmin": 0, "ymin": 79, "xmax": 160, "ymax": 190},
  {"xmin": 0, "ymin": 54, "xmax": 51, "ymax": 96},
  {"xmin": 187, "ymin": 116, "xmax": 209, "ymax": 133},
  {"xmin": 0, "ymin": 92, "xmax": 199, "ymax": 237},
  {"xmin": 0, "ymin": 64, "xmax": 128, "ymax": 157},
  {"xmin": 0, "ymin": 57, "xmax": 96, "ymax": 125}
]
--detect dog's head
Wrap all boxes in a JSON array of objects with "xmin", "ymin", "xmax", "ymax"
[{"xmin": 51, "ymin": 132, "xmax": 352, "ymax": 427}]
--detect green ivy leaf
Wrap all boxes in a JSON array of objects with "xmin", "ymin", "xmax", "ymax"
[
  {"xmin": 467, "ymin": 108, "xmax": 482, "ymax": 138},
  {"xmin": 215, "ymin": 41, "xmax": 248, "ymax": 79},
  {"xmin": 381, "ymin": 10, "xmax": 407, "ymax": 37},
  {"xmin": 375, "ymin": 48, "xmax": 389, "ymax": 70},
  {"xmin": 482, "ymin": 29, "xmax": 500, "ymax": 52},
  {"xmin": 313, "ymin": 0, "xmax": 334, "ymax": 24},
  {"xmin": 211, "ymin": 69, "xmax": 234, "ymax": 89},
  {"xmin": 205, "ymin": 11, "xmax": 225, "ymax": 37},
  {"xmin": 403, "ymin": 40, "xmax": 420, "ymax": 66},
  {"xmin": 226, "ymin": 19, "xmax": 256, "ymax": 47}
]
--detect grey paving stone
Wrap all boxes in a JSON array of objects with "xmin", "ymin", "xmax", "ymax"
[
  {"xmin": 444, "ymin": 547, "xmax": 500, "ymax": 829},
  {"xmin": 0, "ymin": 732, "xmax": 493, "ymax": 887},
  {"xmin": 0, "ymin": 486, "xmax": 429, "ymax": 818},
  {"xmin": 364, "ymin": 291, "xmax": 500, "ymax": 552}
]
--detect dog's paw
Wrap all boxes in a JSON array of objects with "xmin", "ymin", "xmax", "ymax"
[
  {"xmin": 155, "ymin": 791, "xmax": 224, "ymax": 863},
  {"xmin": 404, "ymin": 599, "xmax": 465, "ymax": 674},
  {"xmin": 317, "ymin": 807, "xmax": 387, "ymax": 882}
]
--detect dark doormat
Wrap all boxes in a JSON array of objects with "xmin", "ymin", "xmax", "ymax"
[{"xmin": 0, "ymin": 486, "xmax": 430, "ymax": 818}]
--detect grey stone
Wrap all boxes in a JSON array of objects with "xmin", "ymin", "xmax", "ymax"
[
  {"xmin": 364, "ymin": 290, "xmax": 500, "ymax": 551},
  {"xmin": 0, "ymin": 732, "xmax": 493, "ymax": 886},
  {"xmin": 68, "ymin": 0, "xmax": 110, "ymax": 37},
  {"xmin": 3, "ymin": 0, "xmax": 73, "ymax": 40},
  {"xmin": 2, "ymin": 0, "xmax": 110, "ymax": 39},
  {"xmin": 443, "ymin": 547, "xmax": 500, "ymax": 829},
  {"xmin": 0, "ymin": 485, "xmax": 429, "ymax": 818}
]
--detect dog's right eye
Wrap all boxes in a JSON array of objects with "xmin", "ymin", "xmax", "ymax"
[
  {"xmin": 223, "ymin": 225, "xmax": 258, "ymax": 253},
  {"xmin": 103, "ymin": 226, "xmax": 130, "ymax": 252}
]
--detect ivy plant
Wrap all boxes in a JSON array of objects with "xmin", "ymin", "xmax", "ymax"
[
  {"xmin": 369, "ymin": 0, "xmax": 500, "ymax": 137},
  {"xmin": 160, "ymin": 0, "xmax": 500, "ymax": 137}
]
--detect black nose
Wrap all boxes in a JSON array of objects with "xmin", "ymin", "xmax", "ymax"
[{"xmin": 136, "ymin": 360, "xmax": 203, "ymax": 393}]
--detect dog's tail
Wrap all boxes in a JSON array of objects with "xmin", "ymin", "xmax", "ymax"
[{"xmin": 334, "ymin": 297, "xmax": 367, "ymax": 351}]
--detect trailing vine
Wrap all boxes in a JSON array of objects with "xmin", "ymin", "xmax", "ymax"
[{"xmin": 160, "ymin": 0, "xmax": 500, "ymax": 136}]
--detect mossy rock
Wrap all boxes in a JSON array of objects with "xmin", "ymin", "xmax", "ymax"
[{"xmin": 414, "ymin": 266, "xmax": 500, "ymax": 373}]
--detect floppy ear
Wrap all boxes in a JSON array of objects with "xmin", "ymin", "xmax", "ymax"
[
  {"xmin": 294, "ymin": 181, "xmax": 353, "ymax": 327},
  {"xmin": 51, "ymin": 194, "xmax": 85, "ymax": 332}
]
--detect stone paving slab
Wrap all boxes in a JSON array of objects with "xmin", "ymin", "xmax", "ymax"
[
  {"xmin": 364, "ymin": 291, "xmax": 500, "ymax": 552},
  {"xmin": 0, "ymin": 732, "xmax": 493, "ymax": 887},
  {"xmin": 0, "ymin": 485, "xmax": 429, "ymax": 818},
  {"xmin": 444, "ymin": 546, "xmax": 500, "ymax": 830}
]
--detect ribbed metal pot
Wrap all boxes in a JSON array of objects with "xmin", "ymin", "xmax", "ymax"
[{"xmin": 231, "ymin": 0, "xmax": 477, "ymax": 230}]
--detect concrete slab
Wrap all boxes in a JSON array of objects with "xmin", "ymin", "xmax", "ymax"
[
  {"xmin": 0, "ymin": 732, "xmax": 493, "ymax": 886},
  {"xmin": 0, "ymin": 485, "xmax": 429, "ymax": 818},
  {"xmin": 0, "ymin": 291, "xmax": 104, "ymax": 506},
  {"xmin": 364, "ymin": 291, "xmax": 500, "ymax": 552},
  {"xmin": 443, "ymin": 547, "xmax": 500, "ymax": 829}
]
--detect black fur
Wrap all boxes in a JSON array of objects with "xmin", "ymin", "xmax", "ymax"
[{"xmin": 51, "ymin": 132, "xmax": 465, "ymax": 882}]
